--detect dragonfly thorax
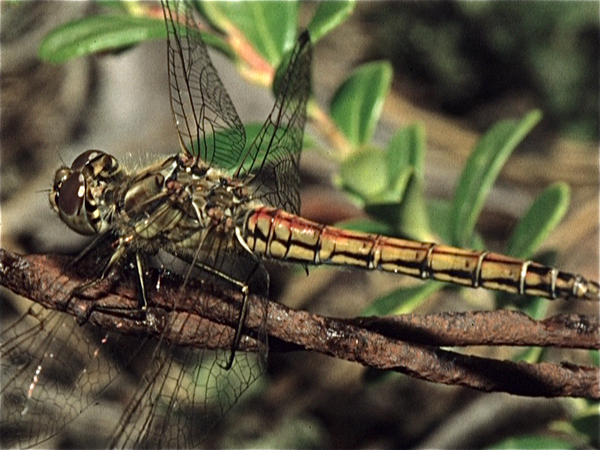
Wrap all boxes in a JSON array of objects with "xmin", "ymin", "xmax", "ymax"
[
  {"xmin": 51, "ymin": 149, "xmax": 256, "ymax": 259},
  {"xmin": 173, "ymin": 158, "xmax": 254, "ymax": 234},
  {"xmin": 50, "ymin": 149, "xmax": 123, "ymax": 235}
]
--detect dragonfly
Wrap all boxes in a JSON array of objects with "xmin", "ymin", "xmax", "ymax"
[{"xmin": 2, "ymin": 0, "xmax": 599, "ymax": 448}]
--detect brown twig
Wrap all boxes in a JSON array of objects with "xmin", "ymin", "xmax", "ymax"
[{"xmin": 0, "ymin": 248, "xmax": 598, "ymax": 398}]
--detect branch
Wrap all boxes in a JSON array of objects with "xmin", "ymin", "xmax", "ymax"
[{"xmin": 1, "ymin": 248, "xmax": 598, "ymax": 398}]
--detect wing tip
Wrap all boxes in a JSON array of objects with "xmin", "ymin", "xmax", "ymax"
[{"xmin": 298, "ymin": 29, "xmax": 311, "ymax": 48}]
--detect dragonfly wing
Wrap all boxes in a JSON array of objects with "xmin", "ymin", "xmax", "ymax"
[
  {"xmin": 235, "ymin": 31, "xmax": 312, "ymax": 215},
  {"xmin": 107, "ymin": 211, "xmax": 269, "ymax": 447},
  {"xmin": 162, "ymin": 0, "xmax": 246, "ymax": 168},
  {"xmin": 110, "ymin": 333, "xmax": 265, "ymax": 448},
  {"xmin": 0, "ymin": 304, "xmax": 141, "ymax": 448}
]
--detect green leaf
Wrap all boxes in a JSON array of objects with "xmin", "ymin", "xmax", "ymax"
[
  {"xmin": 343, "ymin": 125, "xmax": 426, "ymax": 206},
  {"xmin": 393, "ymin": 173, "xmax": 431, "ymax": 239},
  {"xmin": 369, "ymin": 124, "xmax": 431, "ymax": 239},
  {"xmin": 572, "ymin": 412, "xmax": 600, "ymax": 448},
  {"xmin": 272, "ymin": 29, "xmax": 309, "ymax": 98},
  {"xmin": 361, "ymin": 282, "xmax": 442, "ymax": 316},
  {"xmin": 590, "ymin": 350, "xmax": 600, "ymax": 367},
  {"xmin": 386, "ymin": 124, "xmax": 426, "ymax": 182},
  {"xmin": 386, "ymin": 167, "xmax": 413, "ymax": 202},
  {"xmin": 366, "ymin": 174, "xmax": 431, "ymax": 241},
  {"xmin": 339, "ymin": 146, "xmax": 388, "ymax": 200},
  {"xmin": 199, "ymin": 1, "xmax": 298, "ymax": 65},
  {"xmin": 520, "ymin": 295, "xmax": 548, "ymax": 321},
  {"xmin": 506, "ymin": 182, "xmax": 570, "ymax": 259},
  {"xmin": 308, "ymin": 0, "xmax": 355, "ymax": 43},
  {"xmin": 331, "ymin": 61, "xmax": 393, "ymax": 148},
  {"xmin": 426, "ymin": 199, "xmax": 454, "ymax": 244},
  {"xmin": 513, "ymin": 346, "xmax": 545, "ymax": 364},
  {"xmin": 39, "ymin": 15, "xmax": 166, "ymax": 63},
  {"xmin": 336, "ymin": 218, "xmax": 393, "ymax": 236},
  {"xmin": 490, "ymin": 435, "xmax": 577, "ymax": 450},
  {"xmin": 449, "ymin": 110, "xmax": 542, "ymax": 247},
  {"xmin": 188, "ymin": 123, "xmax": 263, "ymax": 173},
  {"xmin": 365, "ymin": 201, "xmax": 407, "ymax": 231}
]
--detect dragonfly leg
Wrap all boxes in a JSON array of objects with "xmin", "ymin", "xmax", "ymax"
[
  {"xmin": 221, "ymin": 283, "xmax": 251, "ymax": 370},
  {"xmin": 219, "ymin": 260, "xmax": 267, "ymax": 370},
  {"xmin": 133, "ymin": 251, "xmax": 149, "ymax": 312},
  {"xmin": 184, "ymin": 255, "xmax": 265, "ymax": 370},
  {"xmin": 80, "ymin": 251, "xmax": 152, "ymax": 327},
  {"xmin": 65, "ymin": 237, "xmax": 150, "ymax": 326},
  {"xmin": 67, "ymin": 250, "xmax": 126, "ymax": 325}
]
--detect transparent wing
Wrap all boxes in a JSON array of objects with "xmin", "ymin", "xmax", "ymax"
[
  {"xmin": 109, "ymin": 312, "xmax": 266, "ymax": 449},
  {"xmin": 0, "ymin": 251, "xmax": 266, "ymax": 448},
  {"xmin": 162, "ymin": 0, "xmax": 246, "ymax": 168},
  {"xmin": 234, "ymin": 31, "xmax": 312, "ymax": 214},
  {"xmin": 0, "ymin": 304, "xmax": 134, "ymax": 448}
]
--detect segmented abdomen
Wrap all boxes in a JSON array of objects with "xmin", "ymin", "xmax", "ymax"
[{"xmin": 243, "ymin": 207, "xmax": 599, "ymax": 301}]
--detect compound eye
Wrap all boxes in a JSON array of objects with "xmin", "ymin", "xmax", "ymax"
[
  {"xmin": 71, "ymin": 149, "xmax": 103, "ymax": 171},
  {"xmin": 57, "ymin": 172, "xmax": 86, "ymax": 217},
  {"xmin": 53, "ymin": 168, "xmax": 69, "ymax": 190}
]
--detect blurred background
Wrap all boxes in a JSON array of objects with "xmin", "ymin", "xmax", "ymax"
[{"xmin": 1, "ymin": 1, "xmax": 598, "ymax": 448}]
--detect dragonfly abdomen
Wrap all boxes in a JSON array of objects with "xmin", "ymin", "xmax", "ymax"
[{"xmin": 244, "ymin": 207, "xmax": 599, "ymax": 301}]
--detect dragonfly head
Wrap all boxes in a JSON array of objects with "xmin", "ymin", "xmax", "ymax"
[{"xmin": 50, "ymin": 150, "xmax": 123, "ymax": 236}]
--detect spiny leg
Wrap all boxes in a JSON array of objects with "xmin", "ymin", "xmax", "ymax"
[
  {"xmin": 221, "ymin": 261, "xmax": 265, "ymax": 370},
  {"xmin": 80, "ymin": 251, "xmax": 152, "ymax": 325},
  {"xmin": 182, "ymin": 256, "xmax": 265, "ymax": 370},
  {"xmin": 71, "ymin": 236, "xmax": 151, "ymax": 324},
  {"xmin": 67, "ymin": 242, "xmax": 128, "ymax": 324},
  {"xmin": 134, "ymin": 251, "xmax": 149, "ymax": 312}
]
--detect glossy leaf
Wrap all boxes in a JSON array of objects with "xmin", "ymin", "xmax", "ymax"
[
  {"xmin": 375, "ymin": 124, "xmax": 431, "ymax": 239},
  {"xmin": 449, "ymin": 110, "xmax": 542, "ymax": 247},
  {"xmin": 366, "ymin": 174, "xmax": 431, "ymax": 241},
  {"xmin": 308, "ymin": 0, "xmax": 355, "ymax": 43},
  {"xmin": 506, "ymin": 182, "xmax": 570, "ymax": 259},
  {"xmin": 393, "ymin": 173, "xmax": 431, "ymax": 240},
  {"xmin": 339, "ymin": 146, "xmax": 388, "ymax": 200},
  {"xmin": 199, "ymin": 1, "xmax": 298, "ymax": 65},
  {"xmin": 386, "ymin": 124, "xmax": 426, "ymax": 182},
  {"xmin": 39, "ymin": 15, "xmax": 166, "ymax": 63},
  {"xmin": 495, "ymin": 183, "xmax": 570, "ymax": 315},
  {"xmin": 188, "ymin": 124, "xmax": 262, "ymax": 173},
  {"xmin": 272, "ymin": 29, "xmax": 309, "ymax": 98},
  {"xmin": 426, "ymin": 199, "xmax": 453, "ymax": 244},
  {"xmin": 345, "ymin": 125, "xmax": 426, "ymax": 204},
  {"xmin": 490, "ymin": 435, "xmax": 577, "ymax": 450},
  {"xmin": 331, "ymin": 62, "xmax": 393, "ymax": 148},
  {"xmin": 361, "ymin": 282, "xmax": 442, "ymax": 316}
]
